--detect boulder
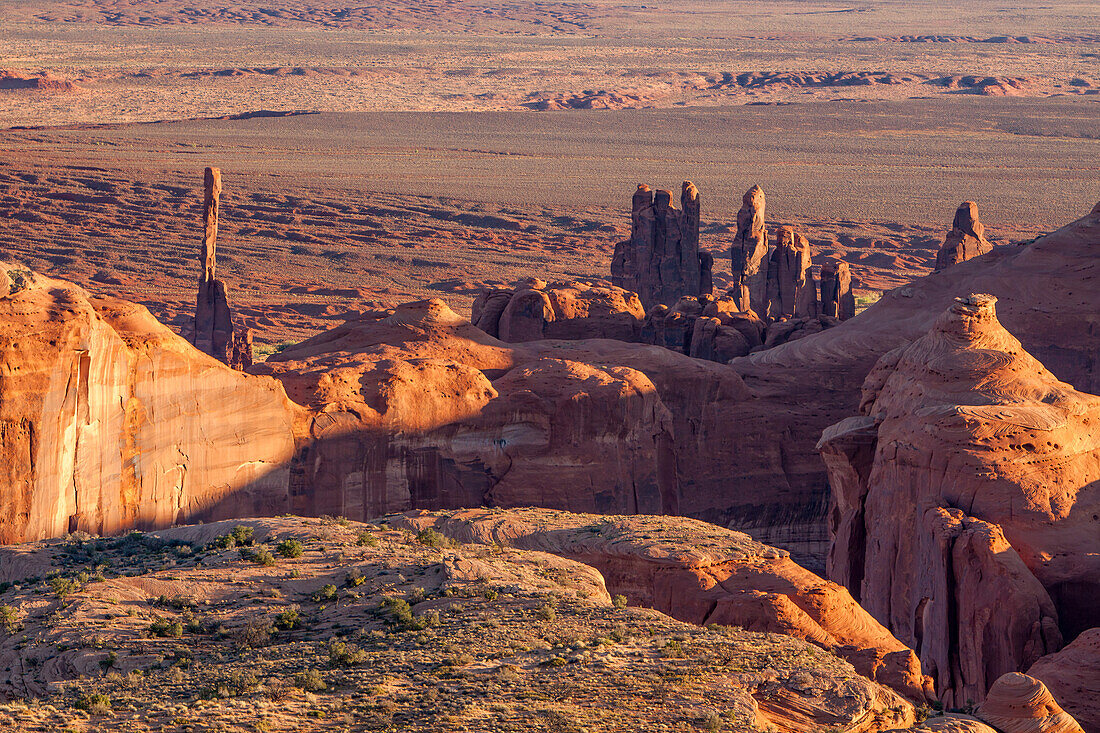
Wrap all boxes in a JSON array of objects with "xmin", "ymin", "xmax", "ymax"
[
  {"xmin": 935, "ymin": 201, "xmax": 992, "ymax": 270},
  {"xmin": 473, "ymin": 280, "xmax": 645, "ymax": 343},
  {"xmin": 611, "ymin": 182, "xmax": 713, "ymax": 309},
  {"xmin": 731, "ymin": 185, "xmax": 770, "ymax": 315},
  {"xmin": 819, "ymin": 294, "xmax": 1100, "ymax": 707},
  {"xmin": 977, "ymin": 673, "xmax": 1085, "ymax": 733},
  {"xmin": 1028, "ymin": 628, "xmax": 1100, "ymax": 733}
]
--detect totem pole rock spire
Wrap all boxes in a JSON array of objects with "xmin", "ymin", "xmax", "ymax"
[{"xmin": 192, "ymin": 167, "xmax": 252, "ymax": 370}]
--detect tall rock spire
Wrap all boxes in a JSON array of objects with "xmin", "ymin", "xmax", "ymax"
[{"xmin": 192, "ymin": 167, "xmax": 252, "ymax": 370}]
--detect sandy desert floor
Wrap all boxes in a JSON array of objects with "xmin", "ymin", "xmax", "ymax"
[{"xmin": 0, "ymin": 0, "xmax": 1097, "ymax": 353}]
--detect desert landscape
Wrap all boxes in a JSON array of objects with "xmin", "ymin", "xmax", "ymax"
[{"xmin": 0, "ymin": 0, "xmax": 1098, "ymax": 729}]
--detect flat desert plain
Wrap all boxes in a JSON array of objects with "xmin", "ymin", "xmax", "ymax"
[{"xmin": 0, "ymin": 0, "xmax": 1097, "ymax": 351}]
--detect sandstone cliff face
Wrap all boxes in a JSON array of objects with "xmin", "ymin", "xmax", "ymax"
[
  {"xmin": 390, "ymin": 507, "xmax": 931, "ymax": 703},
  {"xmin": 612, "ymin": 183, "xmax": 713, "ymax": 309},
  {"xmin": 0, "ymin": 266, "xmax": 299, "ymax": 544},
  {"xmin": 819, "ymin": 294, "xmax": 1100, "ymax": 708},
  {"xmin": 765, "ymin": 226, "xmax": 817, "ymax": 321},
  {"xmin": 730, "ymin": 200, "xmax": 1100, "ymax": 572}
]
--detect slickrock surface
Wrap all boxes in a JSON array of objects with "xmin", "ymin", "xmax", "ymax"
[
  {"xmin": 191, "ymin": 167, "xmax": 253, "ymax": 369},
  {"xmin": 977, "ymin": 673, "xmax": 1085, "ymax": 733},
  {"xmin": 611, "ymin": 183, "xmax": 712, "ymax": 309},
  {"xmin": 473, "ymin": 280, "xmax": 645, "ymax": 343},
  {"xmin": 935, "ymin": 202, "xmax": 993, "ymax": 271},
  {"xmin": 0, "ymin": 514, "xmax": 916, "ymax": 732},
  {"xmin": 1028, "ymin": 629, "xmax": 1100, "ymax": 733},
  {"xmin": 729, "ymin": 199, "xmax": 1100, "ymax": 571},
  {"xmin": 731, "ymin": 185, "xmax": 770, "ymax": 316},
  {"xmin": 0, "ymin": 264, "xmax": 299, "ymax": 544},
  {"xmin": 819, "ymin": 294, "xmax": 1100, "ymax": 707},
  {"xmin": 390, "ymin": 507, "xmax": 932, "ymax": 702}
]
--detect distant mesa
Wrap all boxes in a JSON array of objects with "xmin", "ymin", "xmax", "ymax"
[{"xmin": 0, "ymin": 68, "xmax": 78, "ymax": 92}]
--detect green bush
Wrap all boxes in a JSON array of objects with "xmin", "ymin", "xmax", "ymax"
[
  {"xmin": 274, "ymin": 606, "xmax": 301, "ymax": 631},
  {"xmin": 75, "ymin": 693, "xmax": 112, "ymax": 715},
  {"xmin": 328, "ymin": 640, "xmax": 367, "ymax": 667},
  {"xmin": 344, "ymin": 568, "xmax": 365, "ymax": 587},
  {"xmin": 612, "ymin": 594, "xmax": 628, "ymax": 608},
  {"xmin": 276, "ymin": 539, "xmax": 304, "ymax": 558},
  {"xmin": 357, "ymin": 532, "xmax": 379, "ymax": 547},
  {"xmin": 294, "ymin": 669, "xmax": 326, "ymax": 692},
  {"xmin": 312, "ymin": 584, "xmax": 338, "ymax": 603},
  {"xmin": 416, "ymin": 528, "xmax": 447, "ymax": 548},
  {"xmin": 231, "ymin": 526, "xmax": 255, "ymax": 545},
  {"xmin": 240, "ymin": 545, "xmax": 276, "ymax": 567},
  {"xmin": 148, "ymin": 616, "xmax": 184, "ymax": 638}
]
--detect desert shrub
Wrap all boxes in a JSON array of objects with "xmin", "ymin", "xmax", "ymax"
[
  {"xmin": 148, "ymin": 616, "xmax": 184, "ymax": 638},
  {"xmin": 312, "ymin": 584, "xmax": 338, "ymax": 603},
  {"xmin": 483, "ymin": 589, "xmax": 499, "ymax": 601},
  {"xmin": 233, "ymin": 618, "xmax": 274, "ymax": 649},
  {"xmin": 328, "ymin": 640, "xmax": 367, "ymax": 667},
  {"xmin": 344, "ymin": 568, "xmax": 365, "ymax": 587},
  {"xmin": 240, "ymin": 545, "xmax": 276, "ymax": 567},
  {"xmin": 357, "ymin": 532, "xmax": 379, "ymax": 547},
  {"xmin": 540, "ymin": 656, "xmax": 567, "ymax": 668},
  {"xmin": 274, "ymin": 606, "xmax": 301, "ymax": 631},
  {"xmin": 416, "ymin": 528, "xmax": 447, "ymax": 548},
  {"xmin": 231, "ymin": 526, "xmax": 255, "ymax": 545},
  {"xmin": 612, "ymin": 594, "xmax": 628, "ymax": 608},
  {"xmin": 75, "ymin": 693, "xmax": 112, "ymax": 715},
  {"xmin": 294, "ymin": 669, "xmax": 326, "ymax": 692},
  {"xmin": 536, "ymin": 603, "xmax": 556, "ymax": 622},
  {"xmin": 99, "ymin": 651, "xmax": 118, "ymax": 672},
  {"xmin": 0, "ymin": 605, "xmax": 18, "ymax": 633},
  {"xmin": 276, "ymin": 539, "xmax": 304, "ymax": 558},
  {"xmin": 49, "ymin": 575, "xmax": 79, "ymax": 599},
  {"xmin": 378, "ymin": 597, "xmax": 439, "ymax": 631}
]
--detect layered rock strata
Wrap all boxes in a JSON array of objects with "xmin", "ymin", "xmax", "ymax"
[
  {"xmin": 819, "ymin": 294, "xmax": 1100, "ymax": 707},
  {"xmin": 0, "ymin": 265, "xmax": 299, "ymax": 544},
  {"xmin": 192, "ymin": 167, "xmax": 253, "ymax": 370},
  {"xmin": 934, "ymin": 201, "xmax": 993, "ymax": 271},
  {"xmin": 611, "ymin": 182, "xmax": 713, "ymax": 309},
  {"xmin": 731, "ymin": 185, "xmax": 770, "ymax": 315},
  {"xmin": 1028, "ymin": 629, "xmax": 1100, "ymax": 733},
  {"xmin": 977, "ymin": 673, "xmax": 1085, "ymax": 733}
]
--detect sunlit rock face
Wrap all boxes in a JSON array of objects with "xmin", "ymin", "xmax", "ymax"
[
  {"xmin": 820, "ymin": 294, "xmax": 1100, "ymax": 708},
  {"xmin": 0, "ymin": 266, "xmax": 298, "ymax": 543}
]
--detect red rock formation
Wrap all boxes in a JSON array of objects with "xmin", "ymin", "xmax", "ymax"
[
  {"xmin": 1028, "ymin": 629, "xmax": 1100, "ymax": 733},
  {"xmin": 731, "ymin": 185, "xmax": 770, "ymax": 315},
  {"xmin": 819, "ymin": 293, "xmax": 1100, "ymax": 707},
  {"xmin": 820, "ymin": 257, "xmax": 856, "ymax": 319},
  {"xmin": 977, "ymin": 673, "xmax": 1085, "ymax": 733},
  {"xmin": 611, "ymin": 182, "xmax": 713, "ymax": 309},
  {"xmin": 192, "ymin": 167, "xmax": 252, "ymax": 370},
  {"xmin": 766, "ymin": 225, "xmax": 817, "ymax": 321},
  {"xmin": 0, "ymin": 265, "xmax": 299, "ymax": 544},
  {"xmin": 935, "ymin": 201, "xmax": 992, "ymax": 270},
  {"xmin": 390, "ymin": 507, "xmax": 932, "ymax": 702},
  {"xmin": 728, "ymin": 200, "xmax": 1100, "ymax": 572},
  {"xmin": 472, "ymin": 280, "xmax": 645, "ymax": 342}
]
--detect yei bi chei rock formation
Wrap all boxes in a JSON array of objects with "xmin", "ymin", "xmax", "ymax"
[{"xmin": 612, "ymin": 182, "xmax": 713, "ymax": 309}]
